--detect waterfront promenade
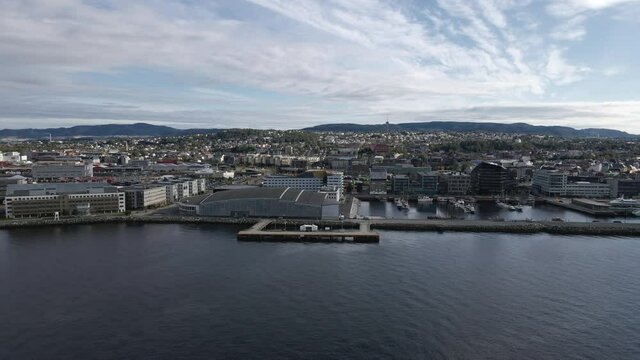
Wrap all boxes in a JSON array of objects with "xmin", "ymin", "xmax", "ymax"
[{"xmin": 2, "ymin": 215, "xmax": 640, "ymax": 236}]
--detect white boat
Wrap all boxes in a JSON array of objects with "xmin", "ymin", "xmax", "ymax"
[
  {"xmin": 513, "ymin": 205, "xmax": 523, "ymax": 212},
  {"xmin": 417, "ymin": 196, "xmax": 433, "ymax": 204},
  {"xmin": 465, "ymin": 205, "xmax": 476, "ymax": 214},
  {"xmin": 401, "ymin": 199, "xmax": 410, "ymax": 210},
  {"xmin": 496, "ymin": 201, "xmax": 510, "ymax": 209},
  {"xmin": 609, "ymin": 197, "xmax": 640, "ymax": 210},
  {"xmin": 394, "ymin": 198, "xmax": 403, "ymax": 209},
  {"xmin": 633, "ymin": 210, "xmax": 640, "ymax": 217}
]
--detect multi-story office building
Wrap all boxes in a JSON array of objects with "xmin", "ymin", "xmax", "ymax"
[
  {"xmin": 533, "ymin": 169, "xmax": 611, "ymax": 198},
  {"xmin": 439, "ymin": 172, "xmax": 470, "ymax": 195},
  {"xmin": 416, "ymin": 172, "xmax": 439, "ymax": 195},
  {"xmin": 5, "ymin": 183, "xmax": 124, "ymax": 218},
  {"xmin": 369, "ymin": 167, "xmax": 388, "ymax": 195},
  {"xmin": 532, "ymin": 169, "xmax": 567, "ymax": 196},
  {"xmin": 470, "ymin": 162, "xmax": 514, "ymax": 195},
  {"xmin": 609, "ymin": 179, "xmax": 640, "ymax": 198},
  {"xmin": 123, "ymin": 186, "xmax": 167, "ymax": 210},
  {"xmin": 391, "ymin": 174, "xmax": 410, "ymax": 194},
  {"xmin": 31, "ymin": 161, "xmax": 93, "ymax": 181}
]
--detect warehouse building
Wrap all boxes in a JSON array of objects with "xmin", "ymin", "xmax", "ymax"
[
  {"xmin": 178, "ymin": 187, "xmax": 339, "ymax": 219},
  {"xmin": 5, "ymin": 183, "xmax": 125, "ymax": 218}
]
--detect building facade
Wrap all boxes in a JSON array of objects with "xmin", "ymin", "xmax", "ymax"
[
  {"xmin": 533, "ymin": 169, "xmax": 611, "ymax": 198},
  {"xmin": 369, "ymin": 167, "xmax": 388, "ymax": 195},
  {"xmin": 470, "ymin": 162, "xmax": 514, "ymax": 195},
  {"xmin": 391, "ymin": 175, "xmax": 410, "ymax": 194},
  {"xmin": 439, "ymin": 172, "xmax": 470, "ymax": 195},
  {"xmin": 263, "ymin": 170, "xmax": 344, "ymax": 200},
  {"xmin": 416, "ymin": 172, "xmax": 439, "ymax": 195},
  {"xmin": 532, "ymin": 169, "xmax": 567, "ymax": 196},
  {"xmin": 5, "ymin": 183, "xmax": 124, "ymax": 218},
  {"xmin": 31, "ymin": 161, "xmax": 94, "ymax": 181},
  {"xmin": 123, "ymin": 186, "xmax": 168, "ymax": 210}
]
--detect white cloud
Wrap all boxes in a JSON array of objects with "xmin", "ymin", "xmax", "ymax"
[
  {"xmin": 602, "ymin": 65, "xmax": 626, "ymax": 76},
  {"xmin": 0, "ymin": 0, "xmax": 637, "ymax": 131},
  {"xmin": 547, "ymin": 0, "xmax": 640, "ymax": 17},
  {"xmin": 545, "ymin": 48, "xmax": 590, "ymax": 84}
]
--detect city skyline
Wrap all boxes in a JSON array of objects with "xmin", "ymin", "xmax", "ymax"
[{"xmin": 2, "ymin": 0, "xmax": 640, "ymax": 131}]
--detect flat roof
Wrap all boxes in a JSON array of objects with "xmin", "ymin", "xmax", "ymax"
[{"xmin": 196, "ymin": 187, "xmax": 331, "ymax": 206}]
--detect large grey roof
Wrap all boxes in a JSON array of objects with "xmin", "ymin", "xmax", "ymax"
[
  {"xmin": 197, "ymin": 187, "xmax": 329, "ymax": 206},
  {"xmin": 203, "ymin": 187, "xmax": 288, "ymax": 202}
]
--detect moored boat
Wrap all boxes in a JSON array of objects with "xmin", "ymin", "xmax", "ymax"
[{"xmin": 417, "ymin": 196, "xmax": 433, "ymax": 204}]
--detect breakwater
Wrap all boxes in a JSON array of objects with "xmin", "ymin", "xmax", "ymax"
[{"xmin": 2, "ymin": 216, "xmax": 640, "ymax": 236}]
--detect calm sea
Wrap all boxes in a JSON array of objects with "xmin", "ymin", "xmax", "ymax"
[{"xmin": 1, "ymin": 224, "xmax": 639, "ymax": 359}]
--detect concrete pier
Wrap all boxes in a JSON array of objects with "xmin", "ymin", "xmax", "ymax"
[{"xmin": 237, "ymin": 220, "xmax": 379, "ymax": 243}]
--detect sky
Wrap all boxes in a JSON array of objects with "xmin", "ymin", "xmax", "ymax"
[{"xmin": 1, "ymin": 0, "xmax": 640, "ymax": 132}]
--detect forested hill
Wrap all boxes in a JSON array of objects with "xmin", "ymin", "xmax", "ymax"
[
  {"xmin": 303, "ymin": 121, "xmax": 636, "ymax": 138},
  {"xmin": 0, "ymin": 123, "xmax": 220, "ymax": 139}
]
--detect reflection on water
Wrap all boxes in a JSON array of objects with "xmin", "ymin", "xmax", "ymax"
[{"xmin": 359, "ymin": 200, "xmax": 640, "ymax": 223}]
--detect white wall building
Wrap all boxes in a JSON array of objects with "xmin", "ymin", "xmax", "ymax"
[
  {"xmin": 533, "ymin": 169, "xmax": 610, "ymax": 198},
  {"xmin": 532, "ymin": 170, "xmax": 567, "ymax": 196},
  {"xmin": 32, "ymin": 161, "xmax": 93, "ymax": 180}
]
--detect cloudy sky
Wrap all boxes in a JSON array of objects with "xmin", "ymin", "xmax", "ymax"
[{"xmin": 1, "ymin": 0, "xmax": 640, "ymax": 132}]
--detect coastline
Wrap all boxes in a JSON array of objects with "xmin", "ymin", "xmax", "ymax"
[{"xmin": 2, "ymin": 215, "xmax": 640, "ymax": 236}]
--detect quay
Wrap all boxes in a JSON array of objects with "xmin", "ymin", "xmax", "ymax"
[
  {"xmin": 237, "ymin": 220, "xmax": 380, "ymax": 243},
  {"xmin": 2, "ymin": 215, "xmax": 640, "ymax": 237}
]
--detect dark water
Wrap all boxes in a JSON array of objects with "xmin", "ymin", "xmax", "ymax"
[
  {"xmin": 360, "ymin": 200, "xmax": 640, "ymax": 223},
  {"xmin": 2, "ymin": 224, "xmax": 640, "ymax": 359}
]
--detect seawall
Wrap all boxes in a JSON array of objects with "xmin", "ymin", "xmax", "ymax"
[{"xmin": 1, "ymin": 216, "xmax": 640, "ymax": 236}]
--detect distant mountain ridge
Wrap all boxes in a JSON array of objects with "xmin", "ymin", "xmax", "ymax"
[
  {"xmin": 303, "ymin": 121, "xmax": 637, "ymax": 138},
  {"xmin": 0, "ymin": 123, "xmax": 221, "ymax": 139},
  {"xmin": 0, "ymin": 121, "xmax": 635, "ymax": 139}
]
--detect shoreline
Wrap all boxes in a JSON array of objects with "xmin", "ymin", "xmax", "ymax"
[{"xmin": 2, "ymin": 215, "xmax": 640, "ymax": 236}]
